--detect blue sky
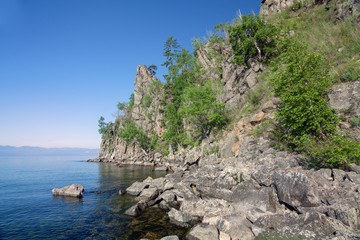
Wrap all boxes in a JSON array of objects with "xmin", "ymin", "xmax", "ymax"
[{"xmin": 0, "ymin": 0, "xmax": 260, "ymax": 148}]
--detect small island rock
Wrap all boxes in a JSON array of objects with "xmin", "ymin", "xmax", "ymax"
[{"xmin": 52, "ymin": 184, "xmax": 84, "ymax": 198}]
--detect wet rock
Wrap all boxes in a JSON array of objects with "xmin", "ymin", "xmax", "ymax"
[
  {"xmin": 186, "ymin": 224, "xmax": 219, "ymax": 240},
  {"xmin": 52, "ymin": 184, "xmax": 84, "ymax": 198},
  {"xmin": 126, "ymin": 181, "xmax": 150, "ymax": 196},
  {"xmin": 124, "ymin": 200, "xmax": 148, "ymax": 217}
]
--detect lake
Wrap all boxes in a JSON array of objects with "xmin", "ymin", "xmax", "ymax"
[{"xmin": 0, "ymin": 155, "xmax": 187, "ymax": 239}]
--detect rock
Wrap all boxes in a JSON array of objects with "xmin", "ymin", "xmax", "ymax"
[
  {"xmin": 339, "ymin": 122, "xmax": 351, "ymax": 129},
  {"xmin": 124, "ymin": 200, "xmax": 148, "ymax": 217},
  {"xmin": 155, "ymin": 166, "xmax": 168, "ymax": 171},
  {"xmin": 126, "ymin": 181, "xmax": 149, "ymax": 196},
  {"xmin": 219, "ymin": 231, "xmax": 231, "ymax": 240},
  {"xmin": 219, "ymin": 131, "xmax": 236, "ymax": 159},
  {"xmin": 349, "ymin": 163, "xmax": 360, "ymax": 174},
  {"xmin": 168, "ymin": 208, "xmax": 198, "ymax": 227},
  {"xmin": 52, "ymin": 184, "xmax": 84, "ymax": 198},
  {"xmin": 184, "ymin": 147, "xmax": 202, "ymax": 166},
  {"xmin": 160, "ymin": 236, "xmax": 179, "ymax": 240},
  {"xmin": 186, "ymin": 224, "xmax": 219, "ymax": 240},
  {"xmin": 119, "ymin": 189, "xmax": 126, "ymax": 195},
  {"xmin": 260, "ymin": 0, "xmax": 303, "ymax": 16},
  {"xmin": 273, "ymin": 170, "xmax": 321, "ymax": 211},
  {"xmin": 329, "ymin": 81, "xmax": 360, "ymax": 117},
  {"xmin": 135, "ymin": 187, "xmax": 159, "ymax": 202},
  {"xmin": 262, "ymin": 100, "xmax": 276, "ymax": 113},
  {"xmin": 250, "ymin": 111, "xmax": 265, "ymax": 124}
]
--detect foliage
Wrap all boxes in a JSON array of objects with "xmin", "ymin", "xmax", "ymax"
[
  {"xmin": 180, "ymin": 84, "xmax": 227, "ymax": 140},
  {"xmin": 118, "ymin": 121, "xmax": 138, "ymax": 143},
  {"xmin": 229, "ymin": 14, "xmax": 278, "ymax": 65},
  {"xmin": 143, "ymin": 95, "xmax": 152, "ymax": 108},
  {"xmin": 341, "ymin": 65, "xmax": 360, "ymax": 82},
  {"xmin": 117, "ymin": 121, "xmax": 151, "ymax": 151},
  {"xmin": 271, "ymin": 39, "xmax": 339, "ymax": 139},
  {"xmin": 127, "ymin": 93, "xmax": 135, "ymax": 111},
  {"xmin": 298, "ymin": 134, "xmax": 360, "ymax": 169},
  {"xmin": 148, "ymin": 65, "xmax": 157, "ymax": 75},
  {"xmin": 350, "ymin": 117, "xmax": 360, "ymax": 126},
  {"xmin": 116, "ymin": 102, "xmax": 127, "ymax": 116},
  {"xmin": 98, "ymin": 116, "xmax": 110, "ymax": 135},
  {"xmin": 162, "ymin": 103, "xmax": 183, "ymax": 149}
]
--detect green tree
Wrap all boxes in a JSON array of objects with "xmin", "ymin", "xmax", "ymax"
[
  {"xmin": 98, "ymin": 116, "xmax": 109, "ymax": 135},
  {"xmin": 271, "ymin": 40, "xmax": 338, "ymax": 140},
  {"xmin": 148, "ymin": 65, "xmax": 157, "ymax": 75},
  {"xmin": 229, "ymin": 14, "xmax": 278, "ymax": 65},
  {"xmin": 116, "ymin": 102, "xmax": 127, "ymax": 116},
  {"xmin": 180, "ymin": 84, "xmax": 227, "ymax": 140}
]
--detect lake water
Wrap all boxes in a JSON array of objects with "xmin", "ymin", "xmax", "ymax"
[{"xmin": 0, "ymin": 155, "xmax": 187, "ymax": 239}]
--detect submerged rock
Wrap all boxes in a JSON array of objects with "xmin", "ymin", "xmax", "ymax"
[{"xmin": 52, "ymin": 184, "xmax": 84, "ymax": 198}]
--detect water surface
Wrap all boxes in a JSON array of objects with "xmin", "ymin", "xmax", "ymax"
[{"xmin": 0, "ymin": 156, "xmax": 187, "ymax": 239}]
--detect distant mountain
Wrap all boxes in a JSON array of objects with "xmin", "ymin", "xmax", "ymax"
[{"xmin": 0, "ymin": 145, "xmax": 99, "ymax": 157}]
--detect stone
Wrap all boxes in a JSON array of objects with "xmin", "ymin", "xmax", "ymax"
[
  {"xmin": 273, "ymin": 170, "xmax": 321, "ymax": 210},
  {"xmin": 119, "ymin": 189, "xmax": 126, "ymax": 195},
  {"xmin": 124, "ymin": 200, "xmax": 148, "ymax": 217},
  {"xmin": 186, "ymin": 224, "xmax": 219, "ymax": 240},
  {"xmin": 250, "ymin": 111, "xmax": 264, "ymax": 124},
  {"xmin": 52, "ymin": 184, "xmax": 84, "ymax": 198},
  {"xmin": 219, "ymin": 131, "xmax": 236, "ymax": 159},
  {"xmin": 160, "ymin": 236, "xmax": 179, "ymax": 240},
  {"xmin": 155, "ymin": 166, "xmax": 168, "ymax": 171},
  {"xmin": 135, "ymin": 187, "xmax": 159, "ymax": 202},
  {"xmin": 349, "ymin": 163, "xmax": 360, "ymax": 174},
  {"xmin": 219, "ymin": 231, "xmax": 231, "ymax": 240},
  {"xmin": 262, "ymin": 100, "xmax": 276, "ymax": 113},
  {"xmin": 126, "ymin": 181, "xmax": 149, "ymax": 196},
  {"xmin": 168, "ymin": 208, "xmax": 197, "ymax": 227}
]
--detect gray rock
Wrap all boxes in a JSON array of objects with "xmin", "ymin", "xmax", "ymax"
[
  {"xmin": 155, "ymin": 166, "xmax": 168, "ymax": 171},
  {"xmin": 186, "ymin": 224, "xmax": 219, "ymax": 240},
  {"xmin": 349, "ymin": 163, "xmax": 360, "ymax": 175},
  {"xmin": 135, "ymin": 187, "xmax": 159, "ymax": 202},
  {"xmin": 126, "ymin": 181, "xmax": 149, "ymax": 196},
  {"xmin": 273, "ymin": 170, "xmax": 321, "ymax": 210},
  {"xmin": 160, "ymin": 236, "xmax": 179, "ymax": 240},
  {"xmin": 168, "ymin": 208, "xmax": 198, "ymax": 227},
  {"xmin": 219, "ymin": 131, "xmax": 236, "ymax": 159},
  {"xmin": 124, "ymin": 200, "xmax": 148, "ymax": 217},
  {"xmin": 52, "ymin": 184, "xmax": 84, "ymax": 198}
]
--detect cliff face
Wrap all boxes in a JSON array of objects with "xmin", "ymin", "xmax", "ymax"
[{"xmin": 98, "ymin": 65, "xmax": 164, "ymax": 161}]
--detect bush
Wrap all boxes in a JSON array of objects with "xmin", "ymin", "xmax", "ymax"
[
  {"xmin": 299, "ymin": 134, "xmax": 360, "ymax": 169},
  {"xmin": 229, "ymin": 14, "xmax": 278, "ymax": 65},
  {"xmin": 143, "ymin": 95, "xmax": 152, "ymax": 108},
  {"xmin": 271, "ymin": 39, "xmax": 339, "ymax": 139}
]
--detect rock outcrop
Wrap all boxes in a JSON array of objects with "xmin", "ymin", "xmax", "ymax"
[
  {"xmin": 52, "ymin": 184, "xmax": 84, "ymax": 198},
  {"xmin": 123, "ymin": 136, "xmax": 360, "ymax": 239}
]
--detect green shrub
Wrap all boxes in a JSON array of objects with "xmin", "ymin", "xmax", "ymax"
[
  {"xmin": 299, "ymin": 134, "xmax": 360, "ymax": 169},
  {"xmin": 341, "ymin": 66, "xmax": 360, "ymax": 82},
  {"xmin": 143, "ymin": 95, "xmax": 152, "ymax": 108},
  {"xmin": 229, "ymin": 14, "xmax": 278, "ymax": 65},
  {"xmin": 350, "ymin": 117, "xmax": 360, "ymax": 126},
  {"xmin": 271, "ymin": 39, "xmax": 339, "ymax": 139},
  {"xmin": 118, "ymin": 121, "xmax": 138, "ymax": 143}
]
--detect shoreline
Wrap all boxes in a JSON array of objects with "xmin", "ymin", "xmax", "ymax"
[{"xmin": 91, "ymin": 136, "xmax": 360, "ymax": 240}]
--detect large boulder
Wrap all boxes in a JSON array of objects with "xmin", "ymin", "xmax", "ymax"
[
  {"xmin": 52, "ymin": 184, "xmax": 84, "ymax": 198},
  {"xmin": 126, "ymin": 181, "xmax": 150, "ymax": 196},
  {"xmin": 186, "ymin": 224, "xmax": 219, "ymax": 240},
  {"xmin": 273, "ymin": 170, "xmax": 321, "ymax": 211}
]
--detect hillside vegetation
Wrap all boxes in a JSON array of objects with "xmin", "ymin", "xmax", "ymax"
[{"xmin": 99, "ymin": 0, "xmax": 360, "ymax": 169}]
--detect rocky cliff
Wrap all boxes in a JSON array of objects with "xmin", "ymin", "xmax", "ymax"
[{"xmin": 95, "ymin": 1, "xmax": 360, "ymax": 239}]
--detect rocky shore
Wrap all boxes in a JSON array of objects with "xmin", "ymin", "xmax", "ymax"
[{"xmin": 90, "ymin": 136, "xmax": 360, "ymax": 240}]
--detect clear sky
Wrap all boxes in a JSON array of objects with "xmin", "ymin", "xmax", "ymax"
[{"xmin": 0, "ymin": 0, "xmax": 260, "ymax": 148}]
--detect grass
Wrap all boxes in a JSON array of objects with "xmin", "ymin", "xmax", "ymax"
[{"xmin": 266, "ymin": 2, "xmax": 360, "ymax": 83}]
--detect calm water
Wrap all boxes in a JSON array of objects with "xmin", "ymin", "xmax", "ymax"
[{"xmin": 0, "ymin": 156, "xmax": 187, "ymax": 239}]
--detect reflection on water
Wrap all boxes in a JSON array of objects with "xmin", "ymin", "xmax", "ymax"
[{"xmin": 52, "ymin": 195, "xmax": 83, "ymax": 205}]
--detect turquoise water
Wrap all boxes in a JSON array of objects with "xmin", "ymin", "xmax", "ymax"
[{"xmin": 0, "ymin": 156, "xmax": 186, "ymax": 239}]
